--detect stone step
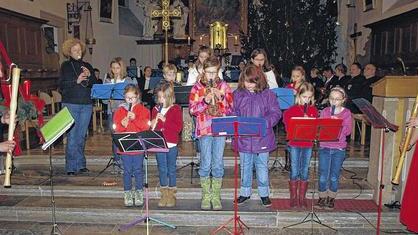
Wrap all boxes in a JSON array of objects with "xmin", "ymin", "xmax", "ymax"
[
  {"xmin": 1, "ymin": 207, "xmax": 401, "ymax": 230},
  {"xmin": 0, "ymin": 185, "xmax": 374, "ymax": 200},
  {"xmin": 15, "ymin": 154, "xmax": 370, "ymax": 168},
  {"xmin": 0, "ymin": 200, "xmax": 401, "ymax": 230}
]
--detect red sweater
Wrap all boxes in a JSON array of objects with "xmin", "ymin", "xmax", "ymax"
[
  {"xmin": 113, "ymin": 103, "xmax": 150, "ymax": 132},
  {"xmin": 283, "ymin": 105, "xmax": 319, "ymax": 147},
  {"xmin": 151, "ymin": 104, "xmax": 183, "ymax": 144}
]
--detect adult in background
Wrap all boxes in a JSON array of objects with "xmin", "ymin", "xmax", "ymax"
[
  {"xmin": 186, "ymin": 46, "xmax": 223, "ymax": 86},
  {"xmin": 362, "ymin": 63, "xmax": 380, "ymax": 102},
  {"xmin": 138, "ymin": 66, "xmax": 155, "ymax": 108},
  {"xmin": 334, "ymin": 64, "xmax": 350, "ymax": 89},
  {"xmin": 60, "ymin": 38, "xmax": 99, "ymax": 175},
  {"xmin": 307, "ymin": 67, "xmax": 324, "ymax": 102},
  {"xmin": 345, "ymin": 62, "xmax": 366, "ymax": 114},
  {"xmin": 250, "ymin": 48, "xmax": 279, "ymax": 89},
  {"xmin": 93, "ymin": 68, "xmax": 103, "ymax": 84},
  {"xmin": 127, "ymin": 58, "xmax": 142, "ymax": 81},
  {"xmin": 322, "ymin": 66, "xmax": 337, "ymax": 92}
]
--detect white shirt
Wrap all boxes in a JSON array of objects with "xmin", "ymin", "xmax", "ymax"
[
  {"xmin": 265, "ymin": 70, "xmax": 278, "ymax": 89},
  {"xmin": 160, "ymin": 106, "xmax": 177, "ymax": 148},
  {"xmin": 144, "ymin": 77, "xmax": 150, "ymax": 90},
  {"xmin": 186, "ymin": 67, "xmax": 224, "ymax": 85}
]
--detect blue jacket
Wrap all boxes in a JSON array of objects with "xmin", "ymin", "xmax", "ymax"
[{"xmin": 232, "ymin": 88, "xmax": 281, "ymax": 153}]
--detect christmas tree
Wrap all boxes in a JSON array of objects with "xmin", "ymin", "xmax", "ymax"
[{"xmin": 241, "ymin": 0, "xmax": 338, "ymax": 77}]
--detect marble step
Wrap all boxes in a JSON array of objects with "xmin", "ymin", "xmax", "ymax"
[
  {"xmin": 15, "ymin": 154, "xmax": 370, "ymax": 168},
  {"xmin": 0, "ymin": 207, "xmax": 402, "ymax": 230},
  {"xmin": 0, "ymin": 185, "xmax": 374, "ymax": 200},
  {"xmin": 0, "ymin": 194, "xmax": 401, "ymax": 230}
]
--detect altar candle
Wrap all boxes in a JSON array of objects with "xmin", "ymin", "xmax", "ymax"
[
  {"xmin": 234, "ymin": 35, "xmax": 238, "ymax": 46},
  {"xmin": 187, "ymin": 36, "xmax": 191, "ymax": 45},
  {"xmin": 199, "ymin": 36, "xmax": 203, "ymax": 45}
]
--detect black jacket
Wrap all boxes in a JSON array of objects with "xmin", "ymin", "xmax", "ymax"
[
  {"xmin": 345, "ymin": 74, "xmax": 366, "ymax": 113},
  {"xmin": 362, "ymin": 76, "xmax": 381, "ymax": 102},
  {"xmin": 60, "ymin": 58, "xmax": 99, "ymax": 104}
]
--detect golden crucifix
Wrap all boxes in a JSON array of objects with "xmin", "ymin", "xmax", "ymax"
[{"xmin": 152, "ymin": 0, "xmax": 181, "ymax": 65}]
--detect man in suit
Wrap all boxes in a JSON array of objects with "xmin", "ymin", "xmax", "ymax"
[
  {"xmin": 345, "ymin": 62, "xmax": 366, "ymax": 114},
  {"xmin": 137, "ymin": 66, "xmax": 155, "ymax": 109},
  {"xmin": 362, "ymin": 63, "xmax": 380, "ymax": 102},
  {"xmin": 334, "ymin": 64, "xmax": 350, "ymax": 89}
]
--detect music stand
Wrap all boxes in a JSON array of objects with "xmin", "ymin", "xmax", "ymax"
[
  {"xmin": 352, "ymin": 98, "xmax": 398, "ymax": 235},
  {"xmin": 174, "ymin": 85, "xmax": 199, "ymax": 183},
  {"xmin": 116, "ymin": 131, "xmax": 175, "ymax": 235},
  {"xmin": 283, "ymin": 117, "xmax": 342, "ymax": 233},
  {"xmin": 174, "ymin": 86, "xmax": 192, "ymax": 108},
  {"xmin": 270, "ymin": 88, "xmax": 295, "ymax": 172},
  {"xmin": 91, "ymin": 83, "xmax": 127, "ymax": 177},
  {"xmin": 149, "ymin": 76, "xmax": 163, "ymax": 90},
  {"xmin": 211, "ymin": 116, "xmax": 267, "ymax": 235},
  {"xmin": 40, "ymin": 107, "xmax": 75, "ymax": 235}
]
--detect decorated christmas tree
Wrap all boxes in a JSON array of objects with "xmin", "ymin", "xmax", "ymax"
[{"xmin": 241, "ymin": 0, "xmax": 338, "ymax": 77}]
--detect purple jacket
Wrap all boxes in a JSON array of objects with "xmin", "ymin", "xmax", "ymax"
[{"xmin": 232, "ymin": 89, "xmax": 282, "ymax": 153}]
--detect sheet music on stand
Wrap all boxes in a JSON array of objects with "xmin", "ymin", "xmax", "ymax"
[
  {"xmin": 112, "ymin": 130, "xmax": 169, "ymax": 154},
  {"xmin": 287, "ymin": 117, "xmax": 343, "ymax": 142},
  {"xmin": 272, "ymin": 88, "xmax": 295, "ymax": 110},
  {"xmin": 212, "ymin": 116, "xmax": 267, "ymax": 137},
  {"xmin": 91, "ymin": 82, "xmax": 127, "ymax": 100},
  {"xmin": 352, "ymin": 98, "xmax": 398, "ymax": 132}
]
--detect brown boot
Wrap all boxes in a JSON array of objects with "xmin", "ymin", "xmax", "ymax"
[
  {"xmin": 289, "ymin": 180, "xmax": 299, "ymax": 208},
  {"xmin": 158, "ymin": 187, "xmax": 168, "ymax": 207},
  {"xmin": 166, "ymin": 187, "xmax": 177, "ymax": 207},
  {"xmin": 298, "ymin": 181, "xmax": 309, "ymax": 209}
]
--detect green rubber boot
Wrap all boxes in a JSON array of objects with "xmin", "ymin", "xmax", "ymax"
[
  {"xmin": 200, "ymin": 177, "xmax": 211, "ymax": 210},
  {"xmin": 211, "ymin": 178, "xmax": 223, "ymax": 210}
]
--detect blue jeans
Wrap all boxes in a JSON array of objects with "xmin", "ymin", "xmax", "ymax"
[
  {"xmin": 198, "ymin": 135, "xmax": 225, "ymax": 178},
  {"xmin": 121, "ymin": 154, "xmax": 144, "ymax": 191},
  {"xmin": 318, "ymin": 148, "xmax": 346, "ymax": 193},
  {"xmin": 156, "ymin": 146, "xmax": 178, "ymax": 187},
  {"xmin": 63, "ymin": 103, "xmax": 92, "ymax": 173},
  {"xmin": 239, "ymin": 152, "xmax": 270, "ymax": 197},
  {"xmin": 289, "ymin": 146, "xmax": 313, "ymax": 181}
]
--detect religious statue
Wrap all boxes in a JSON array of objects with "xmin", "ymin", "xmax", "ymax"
[
  {"xmin": 171, "ymin": 0, "xmax": 189, "ymax": 39},
  {"xmin": 138, "ymin": 0, "xmax": 158, "ymax": 39}
]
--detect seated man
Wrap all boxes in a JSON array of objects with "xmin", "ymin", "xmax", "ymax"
[{"xmin": 138, "ymin": 66, "xmax": 156, "ymax": 109}]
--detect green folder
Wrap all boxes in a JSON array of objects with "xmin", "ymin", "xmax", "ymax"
[{"xmin": 40, "ymin": 107, "xmax": 74, "ymax": 150}]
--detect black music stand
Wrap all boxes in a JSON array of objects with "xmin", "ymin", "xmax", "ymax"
[
  {"xmin": 211, "ymin": 116, "xmax": 267, "ymax": 235},
  {"xmin": 40, "ymin": 107, "xmax": 75, "ymax": 235},
  {"xmin": 91, "ymin": 83, "xmax": 127, "ymax": 177},
  {"xmin": 270, "ymin": 88, "xmax": 295, "ymax": 172},
  {"xmin": 115, "ymin": 131, "xmax": 175, "ymax": 235},
  {"xmin": 352, "ymin": 98, "xmax": 398, "ymax": 235},
  {"xmin": 283, "ymin": 117, "xmax": 342, "ymax": 234},
  {"xmin": 175, "ymin": 85, "xmax": 199, "ymax": 183}
]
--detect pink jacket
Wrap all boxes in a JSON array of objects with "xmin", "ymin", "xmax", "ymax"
[
  {"xmin": 189, "ymin": 80, "xmax": 233, "ymax": 137},
  {"xmin": 319, "ymin": 107, "xmax": 352, "ymax": 149}
]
